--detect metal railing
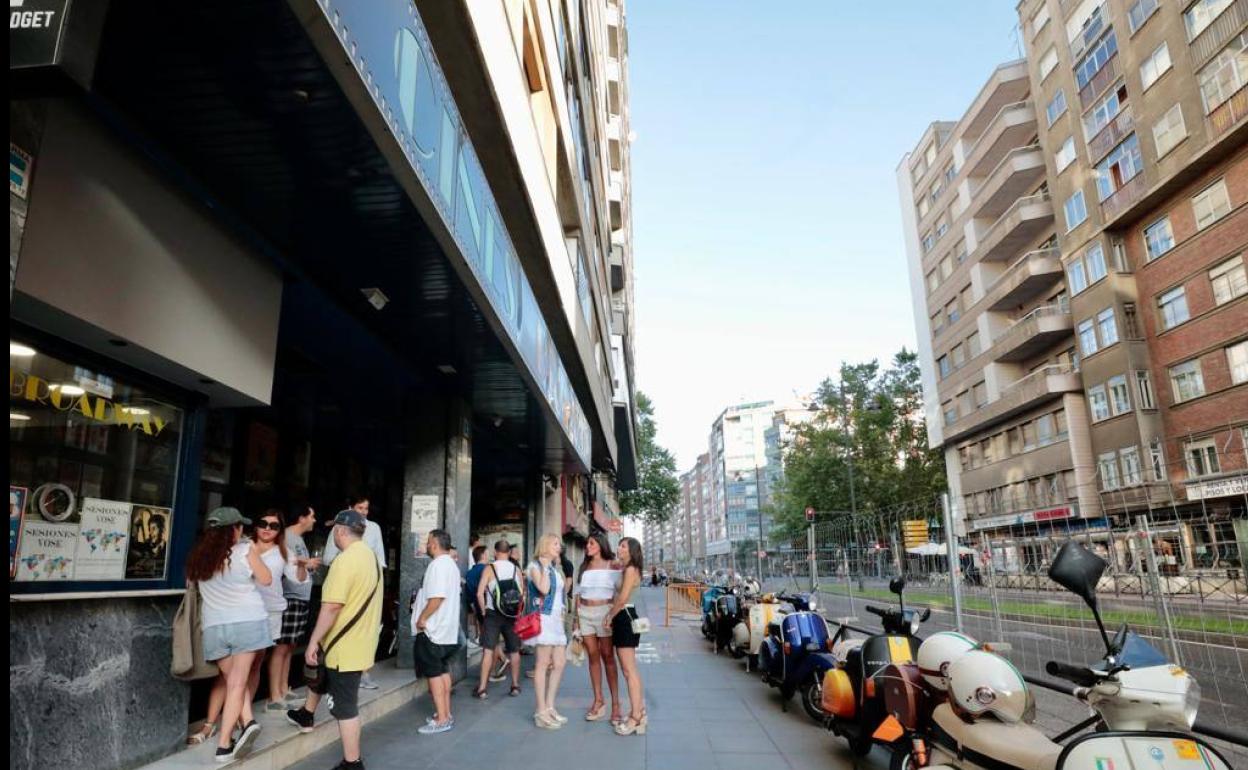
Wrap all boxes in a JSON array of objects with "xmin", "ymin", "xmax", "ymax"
[
  {"xmin": 976, "ymin": 191, "xmax": 1053, "ymax": 260},
  {"xmin": 991, "ymin": 301, "xmax": 1071, "ymax": 347},
  {"xmin": 1086, "ymin": 104, "xmax": 1134, "ymax": 162},
  {"xmin": 983, "ymin": 246, "xmax": 1062, "ymax": 299},
  {"xmin": 964, "ymin": 100, "xmax": 1035, "ymax": 171},
  {"xmin": 1190, "ymin": 0, "xmax": 1248, "ymax": 67},
  {"xmin": 1209, "ymin": 83, "xmax": 1248, "ymax": 138}
]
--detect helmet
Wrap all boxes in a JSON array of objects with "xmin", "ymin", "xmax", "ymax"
[
  {"xmin": 917, "ymin": 631, "xmax": 979, "ymax": 691},
  {"xmin": 947, "ymin": 650, "xmax": 1035, "ymax": 724}
]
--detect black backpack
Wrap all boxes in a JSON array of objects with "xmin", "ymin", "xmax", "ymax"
[{"xmin": 493, "ymin": 562, "xmax": 523, "ymax": 618}]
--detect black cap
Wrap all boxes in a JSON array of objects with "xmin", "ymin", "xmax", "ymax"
[{"xmin": 332, "ymin": 509, "xmax": 367, "ymax": 534}]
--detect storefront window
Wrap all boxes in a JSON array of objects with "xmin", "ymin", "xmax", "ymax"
[{"xmin": 10, "ymin": 340, "xmax": 184, "ymax": 583}]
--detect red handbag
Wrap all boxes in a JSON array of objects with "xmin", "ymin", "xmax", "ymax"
[{"xmin": 514, "ymin": 611, "xmax": 541, "ymax": 641}]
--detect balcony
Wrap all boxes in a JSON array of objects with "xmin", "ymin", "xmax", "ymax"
[
  {"xmin": 1100, "ymin": 170, "xmax": 1150, "ymax": 222},
  {"xmin": 944, "ymin": 364, "xmax": 1082, "ymax": 443},
  {"xmin": 609, "ymin": 245, "xmax": 625, "ymax": 292},
  {"xmin": 1100, "ymin": 482, "xmax": 1176, "ymax": 512},
  {"xmin": 960, "ymin": 61, "xmax": 1032, "ymax": 142},
  {"xmin": 975, "ymin": 192, "xmax": 1056, "ymax": 262},
  {"xmin": 1086, "ymin": 105, "xmax": 1133, "ymax": 163},
  {"xmin": 971, "ymin": 145, "xmax": 1047, "ymax": 220},
  {"xmin": 1209, "ymin": 84, "xmax": 1248, "ymax": 139},
  {"xmin": 964, "ymin": 101, "xmax": 1039, "ymax": 178},
  {"xmin": 983, "ymin": 248, "xmax": 1063, "ymax": 311},
  {"xmin": 991, "ymin": 302, "xmax": 1073, "ymax": 362},
  {"xmin": 1078, "ymin": 55, "xmax": 1119, "ymax": 108},
  {"xmin": 1190, "ymin": 0, "xmax": 1248, "ymax": 68}
]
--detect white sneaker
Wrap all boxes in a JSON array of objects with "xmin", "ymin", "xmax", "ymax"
[{"xmin": 360, "ymin": 673, "xmax": 380, "ymax": 690}]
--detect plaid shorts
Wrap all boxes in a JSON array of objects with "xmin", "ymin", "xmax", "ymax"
[{"xmin": 277, "ymin": 598, "xmax": 311, "ymax": 645}]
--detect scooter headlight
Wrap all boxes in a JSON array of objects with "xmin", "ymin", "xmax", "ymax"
[
  {"xmin": 910, "ymin": 616, "xmax": 921, "ymax": 636},
  {"xmin": 808, "ymin": 597, "xmax": 817, "ymax": 611},
  {"xmin": 1183, "ymin": 675, "xmax": 1201, "ymax": 727}
]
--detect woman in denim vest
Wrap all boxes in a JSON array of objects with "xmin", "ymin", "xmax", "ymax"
[{"xmin": 525, "ymin": 533, "xmax": 569, "ymax": 728}]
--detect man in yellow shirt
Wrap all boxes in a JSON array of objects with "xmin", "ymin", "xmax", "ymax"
[{"xmin": 287, "ymin": 510, "xmax": 381, "ymax": 769}]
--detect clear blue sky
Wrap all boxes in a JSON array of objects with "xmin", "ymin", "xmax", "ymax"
[{"xmin": 628, "ymin": 2, "xmax": 1024, "ymax": 468}]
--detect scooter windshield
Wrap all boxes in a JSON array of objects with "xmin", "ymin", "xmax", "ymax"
[{"xmin": 1111, "ymin": 631, "xmax": 1168, "ymax": 669}]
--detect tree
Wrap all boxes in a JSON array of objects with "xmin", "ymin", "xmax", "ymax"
[
  {"xmin": 620, "ymin": 392, "xmax": 680, "ymax": 526},
  {"xmin": 770, "ymin": 349, "xmax": 945, "ymax": 540}
]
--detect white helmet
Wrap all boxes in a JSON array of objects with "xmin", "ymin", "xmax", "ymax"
[
  {"xmin": 917, "ymin": 631, "xmax": 979, "ymax": 691},
  {"xmin": 947, "ymin": 650, "xmax": 1035, "ymax": 724}
]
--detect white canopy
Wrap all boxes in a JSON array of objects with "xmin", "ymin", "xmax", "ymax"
[{"xmin": 906, "ymin": 542, "xmax": 976, "ymax": 557}]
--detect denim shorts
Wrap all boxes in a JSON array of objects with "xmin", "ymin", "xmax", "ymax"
[{"xmin": 203, "ymin": 619, "xmax": 273, "ymax": 661}]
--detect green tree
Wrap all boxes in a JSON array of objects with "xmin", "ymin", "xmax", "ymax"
[
  {"xmin": 771, "ymin": 349, "xmax": 945, "ymax": 540},
  {"xmin": 620, "ymin": 392, "xmax": 681, "ymax": 526}
]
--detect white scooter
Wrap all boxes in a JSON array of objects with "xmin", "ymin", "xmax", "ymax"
[{"xmin": 916, "ymin": 541, "xmax": 1233, "ymax": 770}]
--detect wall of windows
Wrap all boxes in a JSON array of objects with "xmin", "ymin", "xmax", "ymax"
[{"xmin": 956, "ymin": 405, "xmax": 1069, "ymax": 472}]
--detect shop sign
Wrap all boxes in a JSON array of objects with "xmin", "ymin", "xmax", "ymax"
[
  {"xmin": 10, "ymin": 143, "xmax": 33, "ymax": 200},
  {"xmin": 9, "ymin": 0, "xmax": 68, "ymax": 70},
  {"xmin": 10, "ymin": 369, "xmax": 171, "ymax": 436},
  {"xmin": 968, "ymin": 505, "xmax": 1076, "ymax": 532},
  {"xmin": 300, "ymin": 0, "xmax": 593, "ymax": 467},
  {"xmin": 706, "ymin": 539, "xmax": 731, "ymax": 556},
  {"xmin": 1186, "ymin": 475, "xmax": 1248, "ymax": 501}
]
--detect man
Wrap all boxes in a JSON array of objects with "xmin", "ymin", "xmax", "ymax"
[
  {"xmin": 474, "ymin": 540, "xmax": 523, "ymax": 697},
  {"xmin": 268, "ymin": 504, "xmax": 321, "ymax": 711},
  {"xmin": 287, "ymin": 510, "xmax": 382, "ymax": 770},
  {"xmin": 323, "ymin": 494, "xmax": 386, "ymax": 690},
  {"xmin": 411, "ymin": 529, "xmax": 461, "ymax": 734},
  {"xmin": 464, "ymin": 545, "xmax": 489, "ymax": 647}
]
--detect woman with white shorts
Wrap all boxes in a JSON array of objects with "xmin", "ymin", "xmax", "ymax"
[{"xmin": 574, "ymin": 532, "xmax": 623, "ymax": 724}]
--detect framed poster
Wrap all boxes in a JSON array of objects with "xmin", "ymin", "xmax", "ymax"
[
  {"xmin": 15, "ymin": 521, "xmax": 78, "ymax": 581},
  {"xmin": 10, "ymin": 486, "xmax": 28, "ymax": 579},
  {"xmin": 409, "ymin": 495, "xmax": 439, "ymax": 557},
  {"xmin": 73, "ymin": 498, "xmax": 132, "ymax": 580},
  {"xmin": 125, "ymin": 505, "xmax": 170, "ymax": 579}
]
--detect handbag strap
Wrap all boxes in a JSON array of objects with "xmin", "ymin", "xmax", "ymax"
[{"xmin": 322, "ymin": 557, "xmax": 382, "ymax": 656}]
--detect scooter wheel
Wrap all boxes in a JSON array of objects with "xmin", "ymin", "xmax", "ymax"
[
  {"xmin": 889, "ymin": 750, "xmax": 919, "ymax": 770},
  {"xmin": 800, "ymin": 677, "xmax": 826, "ymax": 722}
]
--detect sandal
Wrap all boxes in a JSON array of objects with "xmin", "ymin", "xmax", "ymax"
[
  {"xmin": 585, "ymin": 701, "xmax": 607, "ymax": 721},
  {"xmin": 472, "ymin": 687, "xmax": 489, "ymax": 700},
  {"xmin": 187, "ymin": 722, "xmax": 218, "ymax": 746},
  {"xmin": 509, "ymin": 686, "xmax": 521, "ymax": 697}
]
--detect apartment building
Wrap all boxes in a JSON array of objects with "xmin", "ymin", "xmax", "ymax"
[
  {"xmin": 710, "ymin": 401, "xmax": 777, "ymax": 543},
  {"xmin": 901, "ymin": 0, "xmax": 1247, "ymax": 555}
]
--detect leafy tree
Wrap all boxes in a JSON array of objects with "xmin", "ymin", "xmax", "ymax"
[
  {"xmin": 771, "ymin": 349, "xmax": 945, "ymax": 540},
  {"xmin": 620, "ymin": 392, "xmax": 680, "ymax": 526}
]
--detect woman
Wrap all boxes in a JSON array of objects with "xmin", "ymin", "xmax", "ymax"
[
  {"xmin": 526, "ymin": 533, "xmax": 569, "ymax": 729},
  {"xmin": 245, "ymin": 509, "xmax": 310, "ymax": 712},
  {"xmin": 185, "ymin": 507, "xmax": 273, "ymax": 763},
  {"xmin": 607, "ymin": 537, "xmax": 646, "ymax": 736},
  {"xmin": 574, "ymin": 533, "xmax": 622, "ymax": 723}
]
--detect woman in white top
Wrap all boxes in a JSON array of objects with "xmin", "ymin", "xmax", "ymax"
[
  {"xmin": 526, "ymin": 533, "xmax": 569, "ymax": 729},
  {"xmin": 245, "ymin": 509, "xmax": 310, "ymax": 713},
  {"xmin": 185, "ymin": 507, "xmax": 272, "ymax": 763},
  {"xmin": 574, "ymin": 532, "xmax": 623, "ymax": 724}
]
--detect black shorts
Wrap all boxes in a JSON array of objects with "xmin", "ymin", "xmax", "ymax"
[
  {"xmin": 480, "ymin": 610, "xmax": 520, "ymax": 654},
  {"xmin": 413, "ymin": 633, "xmax": 459, "ymax": 678},
  {"xmin": 310, "ymin": 668, "xmax": 362, "ymax": 720},
  {"xmin": 611, "ymin": 607, "xmax": 640, "ymax": 649}
]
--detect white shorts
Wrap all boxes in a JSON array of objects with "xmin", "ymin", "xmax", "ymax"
[{"xmin": 268, "ymin": 610, "xmax": 283, "ymax": 641}]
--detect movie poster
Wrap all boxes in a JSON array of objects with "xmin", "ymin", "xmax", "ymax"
[
  {"xmin": 73, "ymin": 498, "xmax": 132, "ymax": 580},
  {"xmin": 14, "ymin": 521, "xmax": 78, "ymax": 581},
  {"xmin": 10, "ymin": 486, "xmax": 28, "ymax": 579},
  {"xmin": 125, "ymin": 505, "xmax": 171, "ymax": 579}
]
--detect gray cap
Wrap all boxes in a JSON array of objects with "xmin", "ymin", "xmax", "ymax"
[
  {"xmin": 333, "ymin": 509, "xmax": 367, "ymax": 534},
  {"xmin": 206, "ymin": 507, "xmax": 250, "ymax": 528}
]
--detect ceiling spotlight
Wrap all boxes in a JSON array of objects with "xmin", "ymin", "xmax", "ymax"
[
  {"xmin": 361, "ymin": 287, "xmax": 389, "ymax": 311},
  {"xmin": 492, "ymin": 415, "xmax": 504, "ymax": 428},
  {"xmin": 121, "ymin": 406, "xmax": 150, "ymax": 416},
  {"xmin": 9, "ymin": 342, "xmax": 36, "ymax": 357},
  {"xmin": 436, "ymin": 364, "xmax": 457, "ymax": 375},
  {"xmin": 10, "ymin": 412, "xmax": 31, "ymax": 422},
  {"xmin": 51, "ymin": 384, "xmax": 85, "ymax": 396}
]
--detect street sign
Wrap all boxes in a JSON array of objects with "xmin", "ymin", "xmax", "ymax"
[
  {"xmin": 805, "ymin": 507, "xmax": 816, "ymax": 523},
  {"xmin": 901, "ymin": 519, "xmax": 929, "ymax": 548}
]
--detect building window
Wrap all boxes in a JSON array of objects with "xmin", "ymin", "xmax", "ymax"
[
  {"xmin": 1184, "ymin": 438, "xmax": 1221, "ymax": 478},
  {"xmin": 1143, "ymin": 217, "xmax": 1175, "ymax": 260},
  {"xmin": 922, "ymin": 232, "xmax": 936, "ymax": 253},
  {"xmin": 926, "ymin": 269, "xmax": 939, "ymax": 293},
  {"xmin": 1056, "ymin": 136, "xmax": 1077, "ymax": 172},
  {"xmin": 1031, "ymin": 3, "xmax": 1051, "ymax": 37},
  {"xmin": 1170, "ymin": 359, "xmax": 1206, "ymax": 402},
  {"xmin": 1157, "ymin": 286, "xmax": 1190, "ymax": 330},
  {"xmin": 1065, "ymin": 190, "xmax": 1088, "ymax": 231},
  {"xmin": 968, "ymin": 332, "xmax": 982, "ymax": 358},
  {"xmin": 1193, "ymin": 179, "xmax": 1233, "ymax": 229},
  {"xmin": 1135, "ymin": 370, "xmax": 1156, "ymax": 409},
  {"xmin": 1185, "ymin": 0, "xmax": 1235, "ymax": 41},
  {"xmin": 1108, "ymin": 374, "xmax": 1132, "ymax": 415},
  {"xmin": 1047, "ymin": 89, "xmax": 1068, "ymax": 126},
  {"xmin": 1040, "ymin": 46, "xmax": 1060, "ymax": 80},
  {"xmin": 1068, "ymin": 259, "xmax": 1089, "ymax": 294},
  {"xmin": 1123, "ymin": 302, "xmax": 1141, "ymax": 337},
  {"xmin": 1086, "ymin": 244, "xmax": 1108, "ymax": 282},
  {"xmin": 1149, "ymin": 437, "xmax": 1166, "ymax": 481},
  {"xmin": 943, "ymin": 401, "xmax": 957, "ymax": 426},
  {"xmin": 938, "ymin": 355, "xmax": 952, "ymax": 379},
  {"xmin": 951, "ymin": 343, "xmax": 966, "ymax": 368},
  {"xmin": 1209, "ymin": 255, "xmax": 1247, "ymax": 304},
  {"xmin": 1152, "ymin": 104, "xmax": 1187, "ymax": 158},
  {"xmin": 1097, "ymin": 307, "xmax": 1119, "ymax": 346},
  {"xmin": 1228, "ymin": 340, "xmax": 1248, "ymax": 384},
  {"xmin": 1089, "ymin": 384, "xmax": 1111, "ymax": 421},
  {"xmin": 1120, "ymin": 446, "xmax": 1143, "ymax": 485},
  {"xmin": 1198, "ymin": 34, "xmax": 1248, "ymax": 113},
  {"xmin": 918, "ymin": 196, "xmax": 931, "ymax": 218},
  {"xmin": 1075, "ymin": 31, "xmax": 1118, "ymax": 91},
  {"xmin": 1128, "ymin": 0, "xmax": 1160, "ymax": 33},
  {"xmin": 1084, "ymin": 86, "xmax": 1126, "ymax": 141},
  {"xmin": 936, "ymin": 219, "xmax": 950, "ymax": 240},
  {"xmin": 947, "ymin": 300, "xmax": 960, "ymax": 324},
  {"xmin": 1099, "ymin": 451, "xmax": 1121, "ymax": 490},
  {"xmin": 1140, "ymin": 42, "xmax": 1172, "ymax": 91},
  {"xmin": 1078, "ymin": 318, "xmax": 1099, "ymax": 356},
  {"xmin": 1095, "ymin": 134, "xmax": 1144, "ymax": 201},
  {"xmin": 973, "ymin": 380, "xmax": 988, "ymax": 408},
  {"xmin": 941, "ymin": 255, "xmax": 954, "ymax": 278}
]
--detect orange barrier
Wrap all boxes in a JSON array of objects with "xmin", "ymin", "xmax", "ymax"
[{"xmin": 664, "ymin": 581, "xmax": 708, "ymax": 627}]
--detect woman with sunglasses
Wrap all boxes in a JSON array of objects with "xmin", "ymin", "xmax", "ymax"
[{"xmin": 246, "ymin": 509, "xmax": 310, "ymax": 714}]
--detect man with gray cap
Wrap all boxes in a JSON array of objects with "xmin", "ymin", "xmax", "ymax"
[{"xmin": 286, "ymin": 510, "xmax": 381, "ymax": 769}]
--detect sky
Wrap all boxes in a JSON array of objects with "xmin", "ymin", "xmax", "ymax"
[{"xmin": 627, "ymin": 2, "xmax": 1024, "ymax": 470}]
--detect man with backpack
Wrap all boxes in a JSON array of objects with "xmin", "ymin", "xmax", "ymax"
[{"xmin": 472, "ymin": 539, "xmax": 524, "ymax": 698}]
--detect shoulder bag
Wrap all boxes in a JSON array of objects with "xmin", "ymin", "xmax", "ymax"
[{"xmin": 304, "ymin": 558, "xmax": 382, "ymax": 689}]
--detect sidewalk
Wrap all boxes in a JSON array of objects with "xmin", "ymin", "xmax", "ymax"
[{"xmin": 288, "ymin": 587, "xmax": 887, "ymax": 770}]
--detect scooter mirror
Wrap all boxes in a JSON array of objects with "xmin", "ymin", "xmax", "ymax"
[
  {"xmin": 1048, "ymin": 541, "xmax": 1106, "ymax": 611},
  {"xmin": 889, "ymin": 576, "xmax": 906, "ymax": 596}
]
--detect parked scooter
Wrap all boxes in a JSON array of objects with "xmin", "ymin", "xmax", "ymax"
[
  {"xmin": 713, "ymin": 585, "xmax": 746, "ymax": 655},
  {"xmin": 759, "ymin": 607, "xmax": 839, "ymax": 721},
  {"xmin": 731, "ymin": 590, "xmax": 793, "ymax": 667},
  {"xmin": 700, "ymin": 581, "xmax": 729, "ymax": 640},
  {"xmin": 820, "ymin": 576, "xmax": 930, "ymax": 756},
  {"xmin": 916, "ymin": 541, "xmax": 1232, "ymax": 770}
]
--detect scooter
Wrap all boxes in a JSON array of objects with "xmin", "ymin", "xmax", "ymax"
[
  {"xmin": 731, "ymin": 590, "xmax": 793, "ymax": 668},
  {"xmin": 916, "ymin": 541, "xmax": 1233, "ymax": 770},
  {"xmin": 713, "ymin": 586, "xmax": 746, "ymax": 655},
  {"xmin": 820, "ymin": 577, "xmax": 930, "ymax": 756},
  {"xmin": 700, "ymin": 580, "xmax": 729, "ymax": 640},
  {"xmin": 759, "ymin": 608, "xmax": 838, "ymax": 722}
]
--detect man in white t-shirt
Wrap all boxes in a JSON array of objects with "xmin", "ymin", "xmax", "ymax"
[{"xmin": 412, "ymin": 529, "xmax": 461, "ymax": 734}]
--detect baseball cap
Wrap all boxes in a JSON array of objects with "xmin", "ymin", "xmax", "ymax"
[
  {"xmin": 332, "ymin": 509, "xmax": 368, "ymax": 534},
  {"xmin": 206, "ymin": 507, "xmax": 251, "ymax": 528}
]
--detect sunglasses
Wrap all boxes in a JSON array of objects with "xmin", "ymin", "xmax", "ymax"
[{"xmin": 256, "ymin": 521, "xmax": 282, "ymax": 531}]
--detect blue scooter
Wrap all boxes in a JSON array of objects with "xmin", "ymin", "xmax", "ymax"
[
  {"xmin": 700, "ymin": 583, "xmax": 728, "ymax": 640},
  {"xmin": 759, "ymin": 609, "xmax": 837, "ymax": 722}
]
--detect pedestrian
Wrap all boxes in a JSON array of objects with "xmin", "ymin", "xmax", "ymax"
[
  {"xmin": 473, "ymin": 539, "xmax": 524, "ymax": 698},
  {"xmin": 322, "ymin": 493, "xmax": 386, "ymax": 690},
  {"xmin": 526, "ymin": 533, "xmax": 569, "ymax": 729},
  {"xmin": 607, "ymin": 537, "xmax": 646, "ymax": 736},
  {"xmin": 465, "ymin": 544, "xmax": 489, "ymax": 646},
  {"xmin": 244, "ymin": 509, "xmax": 310, "ymax": 714},
  {"xmin": 185, "ymin": 507, "xmax": 272, "ymax": 763},
  {"xmin": 411, "ymin": 529, "xmax": 461, "ymax": 735},
  {"xmin": 574, "ymin": 532, "xmax": 622, "ymax": 724},
  {"xmin": 268, "ymin": 504, "xmax": 320, "ymax": 710},
  {"xmin": 286, "ymin": 510, "xmax": 383, "ymax": 770}
]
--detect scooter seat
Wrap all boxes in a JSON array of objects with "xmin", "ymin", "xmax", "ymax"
[{"xmin": 932, "ymin": 704, "xmax": 1061, "ymax": 770}]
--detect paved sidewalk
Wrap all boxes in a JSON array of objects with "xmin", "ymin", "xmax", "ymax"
[{"xmin": 288, "ymin": 587, "xmax": 888, "ymax": 770}]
